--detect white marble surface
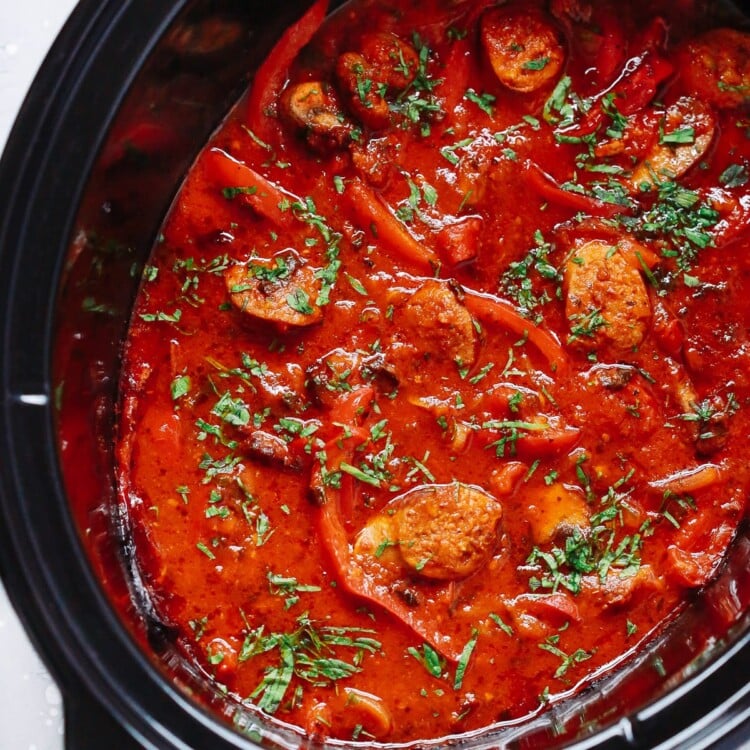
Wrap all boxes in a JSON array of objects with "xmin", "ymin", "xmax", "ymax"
[{"xmin": 1, "ymin": 3, "xmax": 79, "ymax": 748}]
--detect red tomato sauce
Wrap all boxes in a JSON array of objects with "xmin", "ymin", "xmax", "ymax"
[{"xmin": 115, "ymin": 0, "xmax": 750, "ymax": 742}]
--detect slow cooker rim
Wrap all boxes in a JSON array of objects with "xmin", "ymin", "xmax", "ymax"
[
  {"xmin": 0, "ymin": 1, "xmax": 273, "ymax": 747},
  {"xmin": 0, "ymin": 0, "xmax": 748, "ymax": 748}
]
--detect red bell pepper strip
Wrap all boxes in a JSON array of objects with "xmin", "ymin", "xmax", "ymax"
[
  {"xmin": 591, "ymin": 14, "xmax": 627, "ymax": 89},
  {"xmin": 507, "ymin": 593, "xmax": 581, "ymax": 626},
  {"xmin": 344, "ymin": 179, "xmax": 437, "ymax": 269},
  {"xmin": 202, "ymin": 147, "xmax": 299, "ymax": 227},
  {"xmin": 333, "ymin": 385, "xmax": 375, "ymax": 426},
  {"xmin": 100, "ymin": 121, "xmax": 178, "ymax": 169},
  {"xmin": 246, "ymin": 0, "xmax": 329, "ymax": 143},
  {"xmin": 614, "ymin": 53, "xmax": 674, "ymax": 115},
  {"xmin": 435, "ymin": 40, "xmax": 472, "ymax": 115},
  {"xmin": 634, "ymin": 16, "xmax": 669, "ymax": 55},
  {"xmin": 463, "ymin": 289, "xmax": 568, "ymax": 373},
  {"xmin": 315, "ymin": 464, "xmax": 465, "ymax": 662},
  {"xmin": 312, "ymin": 385, "xmax": 467, "ymax": 662},
  {"xmin": 525, "ymin": 162, "xmax": 623, "ymax": 219},
  {"xmin": 472, "ymin": 415, "xmax": 581, "ymax": 459}
]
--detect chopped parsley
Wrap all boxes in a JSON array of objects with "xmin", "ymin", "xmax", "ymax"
[
  {"xmin": 719, "ymin": 163, "xmax": 749, "ymax": 188},
  {"xmin": 464, "ymin": 88, "xmax": 495, "ymax": 116},
  {"xmin": 267, "ymin": 572, "xmax": 322, "ymax": 609},
  {"xmin": 522, "ymin": 56, "xmax": 550, "ymax": 71},
  {"xmin": 389, "ymin": 34, "xmax": 444, "ymax": 136},
  {"xmin": 482, "ymin": 419, "xmax": 549, "ymax": 458},
  {"xmin": 500, "ymin": 230, "xmax": 560, "ymax": 320},
  {"xmin": 489, "ymin": 613, "xmax": 514, "ymax": 637},
  {"xmin": 407, "ymin": 643, "xmax": 444, "ymax": 678},
  {"xmin": 538, "ymin": 638, "xmax": 594, "ymax": 679},
  {"xmin": 617, "ymin": 179, "xmax": 719, "ymax": 270},
  {"xmin": 170, "ymin": 374, "xmax": 191, "ymax": 401},
  {"xmin": 659, "ymin": 126, "xmax": 695, "ymax": 146},
  {"xmin": 567, "ymin": 307, "xmax": 608, "ymax": 344},
  {"xmin": 222, "ymin": 185, "xmax": 258, "ymax": 200},
  {"xmin": 527, "ymin": 525, "xmax": 644, "ymax": 596},
  {"xmin": 453, "ymin": 630, "xmax": 478, "ymax": 690},
  {"xmin": 139, "ymin": 308, "xmax": 182, "ymax": 324},
  {"xmin": 286, "ymin": 287, "xmax": 315, "ymax": 315},
  {"xmin": 241, "ymin": 613, "xmax": 380, "ymax": 714}
]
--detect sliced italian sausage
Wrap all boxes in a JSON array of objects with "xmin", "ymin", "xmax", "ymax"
[
  {"xmin": 354, "ymin": 483, "xmax": 503, "ymax": 580},
  {"xmin": 481, "ymin": 8, "xmax": 565, "ymax": 93},
  {"xmin": 565, "ymin": 240, "xmax": 651, "ymax": 357}
]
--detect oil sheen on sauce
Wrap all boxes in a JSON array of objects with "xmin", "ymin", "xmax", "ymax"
[{"xmin": 116, "ymin": 0, "xmax": 750, "ymax": 742}]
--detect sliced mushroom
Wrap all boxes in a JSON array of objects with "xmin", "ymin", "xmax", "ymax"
[
  {"xmin": 526, "ymin": 484, "xmax": 590, "ymax": 545},
  {"xmin": 241, "ymin": 429, "xmax": 305, "ymax": 471},
  {"xmin": 225, "ymin": 250, "xmax": 323, "ymax": 327},
  {"xmin": 581, "ymin": 565, "xmax": 662, "ymax": 610},
  {"xmin": 280, "ymin": 81, "xmax": 352, "ymax": 150},
  {"xmin": 306, "ymin": 347, "xmax": 393, "ymax": 409}
]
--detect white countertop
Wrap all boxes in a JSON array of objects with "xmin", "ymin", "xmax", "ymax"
[{"xmin": 1, "ymin": 3, "xmax": 79, "ymax": 748}]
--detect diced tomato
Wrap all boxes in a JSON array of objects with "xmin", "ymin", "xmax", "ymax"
[{"xmin": 436, "ymin": 216, "xmax": 483, "ymax": 265}]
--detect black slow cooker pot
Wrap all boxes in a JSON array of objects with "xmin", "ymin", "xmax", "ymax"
[{"xmin": 1, "ymin": 1, "xmax": 750, "ymax": 748}]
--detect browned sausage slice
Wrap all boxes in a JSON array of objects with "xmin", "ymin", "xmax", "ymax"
[
  {"xmin": 355, "ymin": 483, "xmax": 503, "ymax": 580},
  {"xmin": 359, "ymin": 32, "xmax": 420, "ymax": 92},
  {"xmin": 678, "ymin": 28, "xmax": 750, "ymax": 109},
  {"xmin": 565, "ymin": 240, "xmax": 651, "ymax": 357},
  {"xmin": 630, "ymin": 97, "xmax": 715, "ymax": 190},
  {"xmin": 399, "ymin": 280, "xmax": 478, "ymax": 369},
  {"xmin": 481, "ymin": 8, "xmax": 565, "ymax": 93},
  {"xmin": 336, "ymin": 52, "xmax": 392, "ymax": 129}
]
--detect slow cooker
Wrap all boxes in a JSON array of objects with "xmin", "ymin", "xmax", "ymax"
[{"xmin": 1, "ymin": 1, "xmax": 749, "ymax": 748}]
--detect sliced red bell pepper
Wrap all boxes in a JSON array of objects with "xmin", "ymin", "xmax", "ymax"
[
  {"xmin": 473, "ymin": 415, "xmax": 580, "ymax": 460},
  {"xmin": 100, "ymin": 121, "xmax": 179, "ymax": 169},
  {"xmin": 591, "ymin": 15, "xmax": 627, "ymax": 89},
  {"xmin": 246, "ymin": 0, "xmax": 329, "ymax": 143},
  {"xmin": 333, "ymin": 385, "xmax": 375, "ymax": 426},
  {"xmin": 315, "ymin": 469, "xmax": 465, "ymax": 662},
  {"xmin": 436, "ymin": 217, "xmax": 482, "ymax": 266},
  {"xmin": 463, "ymin": 289, "xmax": 568, "ymax": 373},
  {"xmin": 345, "ymin": 179, "xmax": 437, "ymax": 269},
  {"xmin": 508, "ymin": 592, "xmax": 581, "ymax": 626},
  {"xmin": 435, "ymin": 40, "xmax": 472, "ymax": 115},
  {"xmin": 202, "ymin": 147, "xmax": 299, "ymax": 227},
  {"xmin": 634, "ymin": 16, "xmax": 669, "ymax": 55},
  {"xmin": 525, "ymin": 162, "xmax": 622, "ymax": 219},
  {"xmin": 615, "ymin": 53, "xmax": 674, "ymax": 116}
]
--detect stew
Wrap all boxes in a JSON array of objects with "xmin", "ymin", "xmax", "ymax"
[{"xmin": 116, "ymin": 0, "xmax": 750, "ymax": 742}]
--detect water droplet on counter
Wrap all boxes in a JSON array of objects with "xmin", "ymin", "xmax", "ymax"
[{"xmin": 45, "ymin": 685, "xmax": 61, "ymax": 706}]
